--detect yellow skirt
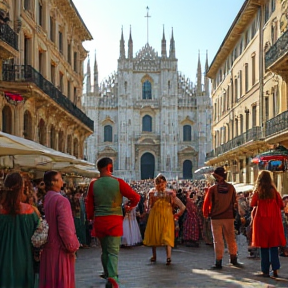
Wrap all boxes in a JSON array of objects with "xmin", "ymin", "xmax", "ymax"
[{"xmin": 143, "ymin": 199, "xmax": 175, "ymax": 247}]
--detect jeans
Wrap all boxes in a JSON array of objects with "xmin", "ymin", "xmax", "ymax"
[
  {"xmin": 99, "ymin": 236, "xmax": 121, "ymax": 282},
  {"xmin": 211, "ymin": 219, "xmax": 238, "ymax": 260},
  {"xmin": 260, "ymin": 247, "xmax": 280, "ymax": 274}
]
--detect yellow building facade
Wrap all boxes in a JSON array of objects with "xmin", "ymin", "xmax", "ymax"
[
  {"xmin": 0, "ymin": 0, "xmax": 93, "ymax": 159},
  {"xmin": 206, "ymin": 0, "xmax": 288, "ymax": 192}
]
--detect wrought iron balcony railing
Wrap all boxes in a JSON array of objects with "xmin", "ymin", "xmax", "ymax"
[
  {"xmin": 265, "ymin": 110, "xmax": 288, "ymax": 138},
  {"xmin": 0, "ymin": 23, "xmax": 18, "ymax": 51},
  {"xmin": 206, "ymin": 126, "xmax": 262, "ymax": 160},
  {"xmin": 265, "ymin": 28, "xmax": 288, "ymax": 69},
  {"xmin": 2, "ymin": 64, "xmax": 93, "ymax": 131},
  {"xmin": 206, "ymin": 150, "xmax": 215, "ymax": 160}
]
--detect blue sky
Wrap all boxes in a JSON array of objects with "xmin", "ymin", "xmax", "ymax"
[{"xmin": 72, "ymin": 0, "xmax": 244, "ymax": 85}]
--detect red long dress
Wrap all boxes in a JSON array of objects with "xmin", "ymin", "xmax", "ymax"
[
  {"xmin": 251, "ymin": 189, "xmax": 286, "ymax": 248},
  {"xmin": 39, "ymin": 191, "xmax": 80, "ymax": 288}
]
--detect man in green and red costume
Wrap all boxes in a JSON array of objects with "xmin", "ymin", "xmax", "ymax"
[{"xmin": 86, "ymin": 157, "xmax": 140, "ymax": 288}]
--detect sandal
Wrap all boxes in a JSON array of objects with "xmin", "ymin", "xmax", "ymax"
[
  {"xmin": 150, "ymin": 256, "xmax": 156, "ymax": 263},
  {"xmin": 166, "ymin": 258, "xmax": 171, "ymax": 265}
]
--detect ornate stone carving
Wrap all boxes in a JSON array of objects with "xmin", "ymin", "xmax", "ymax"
[
  {"xmin": 15, "ymin": 17, "xmax": 22, "ymax": 33},
  {"xmin": 280, "ymin": 10, "xmax": 288, "ymax": 33},
  {"xmin": 0, "ymin": 0, "xmax": 9, "ymax": 24},
  {"xmin": 134, "ymin": 44, "xmax": 160, "ymax": 71}
]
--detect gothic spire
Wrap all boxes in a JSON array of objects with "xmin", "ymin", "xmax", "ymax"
[
  {"xmin": 197, "ymin": 50, "xmax": 202, "ymax": 94},
  {"xmin": 86, "ymin": 54, "xmax": 91, "ymax": 93},
  {"xmin": 94, "ymin": 50, "xmax": 98, "ymax": 93},
  {"xmin": 204, "ymin": 50, "xmax": 209, "ymax": 94},
  {"xmin": 161, "ymin": 25, "xmax": 166, "ymax": 58},
  {"xmin": 128, "ymin": 25, "xmax": 133, "ymax": 59},
  {"xmin": 120, "ymin": 26, "xmax": 125, "ymax": 59},
  {"xmin": 169, "ymin": 27, "xmax": 175, "ymax": 59}
]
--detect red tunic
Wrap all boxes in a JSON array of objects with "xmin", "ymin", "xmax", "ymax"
[
  {"xmin": 251, "ymin": 189, "xmax": 286, "ymax": 248},
  {"xmin": 86, "ymin": 176, "xmax": 140, "ymax": 238}
]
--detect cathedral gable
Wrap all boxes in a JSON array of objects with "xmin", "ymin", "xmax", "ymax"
[
  {"xmin": 178, "ymin": 146, "xmax": 198, "ymax": 156},
  {"xmin": 99, "ymin": 146, "xmax": 117, "ymax": 155},
  {"xmin": 180, "ymin": 116, "xmax": 195, "ymax": 125},
  {"xmin": 134, "ymin": 44, "xmax": 160, "ymax": 72},
  {"xmin": 101, "ymin": 116, "xmax": 114, "ymax": 125},
  {"xmin": 138, "ymin": 138, "xmax": 155, "ymax": 145}
]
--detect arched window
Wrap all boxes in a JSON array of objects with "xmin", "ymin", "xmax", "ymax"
[
  {"xmin": 104, "ymin": 125, "xmax": 112, "ymax": 142},
  {"xmin": 38, "ymin": 118, "xmax": 46, "ymax": 145},
  {"xmin": 67, "ymin": 135, "xmax": 72, "ymax": 154},
  {"xmin": 235, "ymin": 118, "xmax": 239, "ymax": 137},
  {"xmin": 142, "ymin": 115, "xmax": 152, "ymax": 132},
  {"xmin": 73, "ymin": 138, "xmax": 79, "ymax": 158},
  {"xmin": 24, "ymin": 110, "xmax": 33, "ymax": 140},
  {"xmin": 2, "ymin": 105, "xmax": 12, "ymax": 134},
  {"xmin": 50, "ymin": 125, "xmax": 56, "ymax": 149},
  {"xmin": 58, "ymin": 130, "xmax": 64, "ymax": 152},
  {"xmin": 142, "ymin": 80, "xmax": 152, "ymax": 99},
  {"xmin": 272, "ymin": 87, "xmax": 279, "ymax": 117},
  {"xmin": 183, "ymin": 125, "xmax": 191, "ymax": 141}
]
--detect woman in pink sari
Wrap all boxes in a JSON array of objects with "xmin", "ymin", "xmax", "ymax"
[{"xmin": 39, "ymin": 171, "xmax": 79, "ymax": 288}]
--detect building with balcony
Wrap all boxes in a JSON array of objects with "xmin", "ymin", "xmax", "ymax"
[
  {"xmin": 0, "ymin": 0, "xmax": 93, "ymax": 162},
  {"xmin": 83, "ymin": 29, "xmax": 212, "ymax": 181},
  {"xmin": 206, "ymin": 0, "xmax": 288, "ymax": 192}
]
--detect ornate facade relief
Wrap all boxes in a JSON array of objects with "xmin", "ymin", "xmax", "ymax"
[
  {"xmin": 280, "ymin": 0, "xmax": 288, "ymax": 33},
  {"xmin": 134, "ymin": 44, "xmax": 160, "ymax": 71}
]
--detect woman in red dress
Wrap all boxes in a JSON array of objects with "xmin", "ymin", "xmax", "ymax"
[{"xmin": 251, "ymin": 170, "xmax": 285, "ymax": 277}]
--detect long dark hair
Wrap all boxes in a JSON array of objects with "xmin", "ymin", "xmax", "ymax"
[
  {"xmin": 0, "ymin": 172, "xmax": 23, "ymax": 215},
  {"xmin": 255, "ymin": 170, "xmax": 276, "ymax": 200}
]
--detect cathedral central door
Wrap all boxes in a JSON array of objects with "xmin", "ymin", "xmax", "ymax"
[
  {"xmin": 141, "ymin": 153, "xmax": 155, "ymax": 180},
  {"xmin": 183, "ymin": 160, "xmax": 193, "ymax": 179}
]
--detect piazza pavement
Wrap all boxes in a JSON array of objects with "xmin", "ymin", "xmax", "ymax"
[{"xmin": 75, "ymin": 235, "xmax": 288, "ymax": 288}]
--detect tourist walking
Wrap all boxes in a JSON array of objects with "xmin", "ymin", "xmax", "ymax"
[
  {"xmin": 72, "ymin": 191, "xmax": 87, "ymax": 247},
  {"xmin": 183, "ymin": 191, "xmax": 203, "ymax": 247},
  {"xmin": 0, "ymin": 172, "xmax": 39, "ymax": 288},
  {"xmin": 39, "ymin": 170, "xmax": 80, "ymax": 288},
  {"xmin": 143, "ymin": 174, "xmax": 185, "ymax": 265},
  {"xmin": 203, "ymin": 166, "xmax": 242, "ymax": 269},
  {"xmin": 86, "ymin": 157, "xmax": 140, "ymax": 288},
  {"xmin": 136, "ymin": 193, "xmax": 148, "ymax": 239},
  {"xmin": 280, "ymin": 194, "xmax": 288, "ymax": 257},
  {"xmin": 121, "ymin": 203, "xmax": 142, "ymax": 247},
  {"xmin": 250, "ymin": 170, "xmax": 285, "ymax": 277}
]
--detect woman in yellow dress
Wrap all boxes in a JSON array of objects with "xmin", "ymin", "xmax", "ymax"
[{"xmin": 143, "ymin": 174, "xmax": 185, "ymax": 265}]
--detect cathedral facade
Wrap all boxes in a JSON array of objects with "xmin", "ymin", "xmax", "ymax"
[{"xmin": 83, "ymin": 28, "xmax": 212, "ymax": 181}]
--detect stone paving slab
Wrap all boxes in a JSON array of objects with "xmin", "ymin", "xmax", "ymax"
[{"xmin": 75, "ymin": 237, "xmax": 288, "ymax": 288}]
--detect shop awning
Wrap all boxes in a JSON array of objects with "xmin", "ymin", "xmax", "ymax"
[
  {"xmin": 0, "ymin": 132, "xmax": 98, "ymax": 177},
  {"xmin": 251, "ymin": 145, "xmax": 288, "ymax": 172},
  {"xmin": 194, "ymin": 166, "xmax": 214, "ymax": 175},
  {"xmin": 233, "ymin": 183, "xmax": 254, "ymax": 193}
]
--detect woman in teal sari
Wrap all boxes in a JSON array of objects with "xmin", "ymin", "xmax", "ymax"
[{"xmin": 0, "ymin": 172, "xmax": 39, "ymax": 288}]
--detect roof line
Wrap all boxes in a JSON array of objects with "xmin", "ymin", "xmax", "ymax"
[
  {"xmin": 206, "ymin": 0, "xmax": 249, "ymax": 77},
  {"xmin": 70, "ymin": 0, "xmax": 93, "ymax": 40}
]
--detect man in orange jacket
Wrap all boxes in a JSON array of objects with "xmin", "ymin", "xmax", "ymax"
[{"xmin": 203, "ymin": 166, "xmax": 243, "ymax": 269}]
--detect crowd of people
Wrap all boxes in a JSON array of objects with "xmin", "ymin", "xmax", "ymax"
[{"xmin": 0, "ymin": 159, "xmax": 288, "ymax": 288}]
